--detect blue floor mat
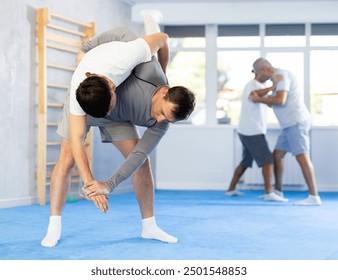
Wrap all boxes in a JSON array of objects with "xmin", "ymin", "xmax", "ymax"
[{"xmin": 0, "ymin": 190, "xmax": 337, "ymax": 260}]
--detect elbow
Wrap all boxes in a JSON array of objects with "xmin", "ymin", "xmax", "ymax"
[
  {"xmin": 161, "ymin": 32, "xmax": 169, "ymax": 40},
  {"xmin": 279, "ymin": 97, "xmax": 287, "ymax": 105}
]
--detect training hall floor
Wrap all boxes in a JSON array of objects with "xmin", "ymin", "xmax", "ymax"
[{"xmin": 1, "ymin": 190, "xmax": 338, "ymax": 260}]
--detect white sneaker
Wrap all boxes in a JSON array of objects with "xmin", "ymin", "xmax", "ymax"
[
  {"xmin": 294, "ymin": 195, "xmax": 322, "ymax": 206},
  {"xmin": 225, "ymin": 190, "xmax": 244, "ymax": 196},
  {"xmin": 262, "ymin": 192, "xmax": 289, "ymax": 202},
  {"xmin": 274, "ymin": 190, "xmax": 284, "ymax": 198},
  {"xmin": 140, "ymin": 9, "xmax": 163, "ymax": 23}
]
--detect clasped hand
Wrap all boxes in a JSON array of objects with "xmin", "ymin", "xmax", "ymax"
[{"xmin": 82, "ymin": 180, "xmax": 112, "ymax": 213}]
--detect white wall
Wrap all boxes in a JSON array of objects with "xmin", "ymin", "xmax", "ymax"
[
  {"xmin": 156, "ymin": 125, "xmax": 238, "ymax": 190},
  {"xmin": 155, "ymin": 125, "xmax": 338, "ymax": 192},
  {"xmin": 0, "ymin": 0, "xmax": 134, "ymax": 209}
]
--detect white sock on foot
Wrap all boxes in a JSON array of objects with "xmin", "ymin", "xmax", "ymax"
[
  {"xmin": 294, "ymin": 195, "xmax": 322, "ymax": 206},
  {"xmin": 141, "ymin": 216, "xmax": 178, "ymax": 243},
  {"xmin": 41, "ymin": 215, "xmax": 61, "ymax": 247}
]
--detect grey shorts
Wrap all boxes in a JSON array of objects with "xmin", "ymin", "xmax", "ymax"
[
  {"xmin": 275, "ymin": 120, "xmax": 310, "ymax": 155},
  {"xmin": 56, "ymin": 92, "xmax": 140, "ymax": 142},
  {"xmin": 238, "ymin": 133, "xmax": 273, "ymax": 168}
]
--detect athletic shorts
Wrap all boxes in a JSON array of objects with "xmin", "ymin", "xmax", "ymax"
[
  {"xmin": 238, "ymin": 133, "xmax": 273, "ymax": 168},
  {"xmin": 275, "ymin": 120, "xmax": 310, "ymax": 155},
  {"xmin": 56, "ymin": 92, "xmax": 140, "ymax": 143}
]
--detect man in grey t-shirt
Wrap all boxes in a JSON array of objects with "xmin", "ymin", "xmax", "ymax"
[{"xmin": 41, "ymin": 24, "xmax": 195, "ymax": 247}]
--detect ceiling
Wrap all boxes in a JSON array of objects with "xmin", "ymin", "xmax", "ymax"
[{"xmin": 123, "ymin": 0, "xmax": 337, "ymax": 3}]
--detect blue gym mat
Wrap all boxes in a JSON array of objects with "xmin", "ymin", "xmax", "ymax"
[{"xmin": 0, "ymin": 190, "xmax": 337, "ymax": 260}]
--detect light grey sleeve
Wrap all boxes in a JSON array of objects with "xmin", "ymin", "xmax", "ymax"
[
  {"xmin": 105, "ymin": 122, "xmax": 169, "ymax": 190},
  {"xmin": 81, "ymin": 26, "xmax": 138, "ymax": 53}
]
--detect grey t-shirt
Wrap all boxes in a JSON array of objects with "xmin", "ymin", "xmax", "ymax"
[{"xmin": 82, "ymin": 27, "xmax": 169, "ymax": 190}]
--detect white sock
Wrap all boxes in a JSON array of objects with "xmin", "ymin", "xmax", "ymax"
[
  {"xmin": 41, "ymin": 215, "xmax": 62, "ymax": 247},
  {"xmin": 140, "ymin": 9, "xmax": 162, "ymax": 35},
  {"xmin": 141, "ymin": 216, "xmax": 178, "ymax": 243}
]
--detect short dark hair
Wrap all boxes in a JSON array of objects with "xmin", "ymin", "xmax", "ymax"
[
  {"xmin": 76, "ymin": 76, "xmax": 111, "ymax": 118},
  {"xmin": 164, "ymin": 86, "xmax": 196, "ymax": 121}
]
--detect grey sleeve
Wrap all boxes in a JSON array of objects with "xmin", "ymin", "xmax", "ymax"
[
  {"xmin": 81, "ymin": 26, "xmax": 138, "ymax": 53},
  {"xmin": 105, "ymin": 122, "xmax": 169, "ymax": 190}
]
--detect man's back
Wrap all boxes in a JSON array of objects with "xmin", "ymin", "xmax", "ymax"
[
  {"xmin": 110, "ymin": 57, "xmax": 168, "ymax": 127},
  {"xmin": 238, "ymin": 79, "xmax": 267, "ymax": 136},
  {"xmin": 272, "ymin": 68, "xmax": 310, "ymax": 128}
]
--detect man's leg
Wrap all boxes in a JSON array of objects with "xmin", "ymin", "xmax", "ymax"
[
  {"xmin": 261, "ymin": 163, "xmax": 288, "ymax": 202},
  {"xmin": 273, "ymin": 149, "xmax": 286, "ymax": 195},
  {"xmin": 41, "ymin": 138, "xmax": 75, "ymax": 247},
  {"xmin": 225, "ymin": 164, "xmax": 246, "ymax": 196},
  {"xmin": 262, "ymin": 163, "xmax": 273, "ymax": 194},
  {"xmin": 294, "ymin": 153, "xmax": 321, "ymax": 205},
  {"xmin": 296, "ymin": 153, "xmax": 318, "ymax": 196},
  {"xmin": 113, "ymin": 139, "xmax": 178, "ymax": 243}
]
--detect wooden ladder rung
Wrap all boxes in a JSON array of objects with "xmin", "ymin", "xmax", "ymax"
[
  {"xmin": 47, "ymin": 63, "xmax": 75, "ymax": 72},
  {"xmin": 47, "ymin": 102, "xmax": 64, "ymax": 108},
  {"xmin": 51, "ymin": 12, "xmax": 92, "ymax": 28},
  {"xmin": 47, "ymin": 83, "xmax": 69, "ymax": 89},
  {"xmin": 47, "ymin": 141, "xmax": 61, "ymax": 146},
  {"xmin": 46, "ymin": 161, "xmax": 57, "ymax": 166},
  {"xmin": 47, "ymin": 122, "xmax": 58, "ymax": 127},
  {"xmin": 46, "ymin": 42, "xmax": 78, "ymax": 53},
  {"xmin": 46, "ymin": 23, "xmax": 87, "ymax": 37},
  {"xmin": 46, "ymin": 32, "xmax": 83, "ymax": 48}
]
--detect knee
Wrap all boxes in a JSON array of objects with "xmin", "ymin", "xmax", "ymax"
[
  {"xmin": 137, "ymin": 158, "xmax": 151, "ymax": 174},
  {"xmin": 295, "ymin": 153, "xmax": 308, "ymax": 164},
  {"xmin": 134, "ymin": 158, "xmax": 153, "ymax": 182},
  {"xmin": 273, "ymin": 150, "xmax": 285, "ymax": 160},
  {"xmin": 57, "ymin": 141, "xmax": 75, "ymax": 170}
]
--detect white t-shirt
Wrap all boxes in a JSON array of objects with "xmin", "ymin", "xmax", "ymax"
[
  {"xmin": 237, "ymin": 79, "xmax": 267, "ymax": 136},
  {"xmin": 272, "ymin": 68, "xmax": 311, "ymax": 129},
  {"xmin": 70, "ymin": 38, "xmax": 152, "ymax": 116}
]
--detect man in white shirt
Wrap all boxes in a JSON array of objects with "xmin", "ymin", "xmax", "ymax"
[{"xmin": 226, "ymin": 74, "xmax": 287, "ymax": 202}]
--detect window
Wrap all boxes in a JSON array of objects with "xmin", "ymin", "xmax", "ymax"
[
  {"xmin": 310, "ymin": 50, "xmax": 338, "ymax": 126},
  {"xmin": 217, "ymin": 51, "xmax": 259, "ymax": 125},
  {"xmin": 164, "ymin": 23, "xmax": 338, "ymax": 127},
  {"xmin": 217, "ymin": 25, "xmax": 260, "ymax": 48},
  {"xmin": 164, "ymin": 26, "xmax": 206, "ymax": 124},
  {"xmin": 310, "ymin": 24, "xmax": 338, "ymax": 125},
  {"xmin": 311, "ymin": 24, "xmax": 338, "ymax": 46},
  {"xmin": 217, "ymin": 25, "xmax": 260, "ymax": 125},
  {"xmin": 265, "ymin": 24, "xmax": 306, "ymax": 47}
]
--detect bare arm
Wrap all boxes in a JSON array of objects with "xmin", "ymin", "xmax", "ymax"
[
  {"xmin": 69, "ymin": 114, "xmax": 93, "ymax": 182},
  {"xmin": 251, "ymin": 74, "xmax": 283, "ymax": 97},
  {"xmin": 251, "ymin": 90, "xmax": 287, "ymax": 106},
  {"xmin": 252, "ymin": 84, "xmax": 277, "ymax": 97},
  {"xmin": 84, "ymin": 122, "xmax": 169, "ymax": 198},
  {"xmin": 143, "ymin": 32, "xmax": 169, "ymax": 73},
  {"xmin": 69, "ymin": 113, "xmax": 109, "ymax": 212}
]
